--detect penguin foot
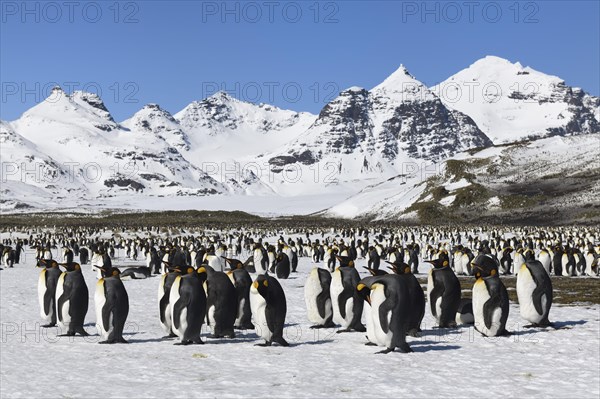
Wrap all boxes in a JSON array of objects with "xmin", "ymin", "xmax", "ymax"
[
  {"xmin": 275, "ymin": 338, "xmax": 289, "ymax": 347},
  {"xmin": 255, "ymin": 341, "xmax": 272, "ymax": 347},
  {"xmin": 174, "ymin": 340, "xmax": 193, "ymax": 346},
  {"xmin": 364, "ymin": 342, "xmax": 377, "ymax": 346},
  {"xmin": 351, "ymin": 324, "xmax": 367, "ymax": 333},
  {"xmin": 376, "ymin": 348, "xmax": 395, "ymax": 354},
  {"xmin": 41, "ymin": 323, "xmax": 57, "ymax": 328},
  {"xmin": 193, "ymin": 339, "xmax": 205, "ymax": 345},
  {"xmin": 310, "ymin": 323, "xmax": 335, "ymax": 329},
  {"xmin": 336, "ymin": 328, "xmax": 351, "ymax": 334},
  {"xmin": 162, "ymin": 333, "xmax": 178, "ymax": 339}
]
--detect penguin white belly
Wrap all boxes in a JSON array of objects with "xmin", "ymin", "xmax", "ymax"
[
  {"xmin": 254, "ymin": 250, "xmax": 267, "ymax": 274},
  {"xmin": 235, "ymin": 298, "xmax": 245, "ymax": 326},
  {"xmin": 343, "ymin": 298, "xmax": 354, "ymax": 328},
  {"xmin": 169, "ymin": 277, "xmax": 186, "ymax": 339},
  {"xmin": 157, "ymin": 275, "xmax": 172, "ymax": 333},
  {"xmin": 364, "ymin": 304, "xmax": 377, "ymax": 344},
  {"xmin": 371, "ymin": 285, "xmax": 393, "ymax": 347},
  {"xmin": 304, "ymin": 270, "xmax": 324, "ymax": 324},
  {"xmin": 55, "ymin": 273, "xmax": 71, "ymax": 329},
  {"xmin": 250, "ymin": 287, "xmax": 272, "ymax": 342},
  {"xmin": 472, "ymin": 279, "xmax": 490, "ymax": 335},
  {"xmin": 561, "ymin": 254, "xmax": 570, "ymax": 276},
  {"xmin": 435, "ymin": 297, "xmax": 442, "ymax": 322},
  {"xmin": 517, "ymin": 265, "xmax": 543, "ymax": 324},
  {"xmin": 539, "ymin": 253, "xmax": 551, "ymax": 274},
  {"xmin": 453, "ymin": 254, "xmax": 462, "ymax": 274},
  {"xmin": 584, "ymin": 254, "xmax": 595, "ymax": 276},
  {"xmin": 94, "ymin": 280, "xmax": 112, "ymax": 339},
  {"xmin": 330, "ymin": 270, "xmax": 345, "ymax": 326},
  {"xmin": 207, "ymin": 305, "xmax": 216, "ymax": 331},
  {"xmin": 426, "ymin": 269, "xmax": 437, "ymax": 320},
  {"xmin": 37, "ymin": 270, "xmax": 52, "ymax": 321}
]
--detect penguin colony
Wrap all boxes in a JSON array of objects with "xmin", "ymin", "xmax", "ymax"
[{"xmin": 1, "ymin": 225, "xmax": 598, "ymax": 351}]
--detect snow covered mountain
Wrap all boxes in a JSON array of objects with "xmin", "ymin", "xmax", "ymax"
[
  {"xmin": 325, "ymin": 132, "xmax": 600, "ymax": 224},
  {"xmin": 1, "ymin": 57, "xmax": 598, "ymax": 219},
  {"xmin": 265, "ymin": 66, "xmax": 492, "ymax": 183},
  {"xmin": 431, "ymin": 56, "xmax": 600, "ymax": 144}
]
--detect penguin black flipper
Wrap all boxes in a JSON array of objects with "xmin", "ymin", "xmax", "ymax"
[
  {"xmin": 172, "ymin": 296, "xmax": 189, "ymax": 331},
  {"xmin": 429, "ymin": 282, "xmax": 444, "ymax": 319},
  {"xmin": 482, "ymin": 292, "xmax": 499, "ymax": 331},
  {"xmin": 101, "ymin": 292, "xmax": 114, "ymax": 334},
  {"xmin": 528, "ymin": 264, "xmax": 552, "ymax": 317},
  {"xmin": 378, "ymin": 296, "xmax": 394, "ymax": 334},
  {"xmin": 482, "ymin": 278, "xmax": 510, "ymax": 334},
  {"xmin": 56, "ymin": 277, "xmax": 72, "ymax": 324}
]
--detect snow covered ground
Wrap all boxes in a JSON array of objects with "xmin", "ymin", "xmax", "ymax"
[{"xmin": 1, "ymin": 247, "xmax": 599, "ymax": 398}]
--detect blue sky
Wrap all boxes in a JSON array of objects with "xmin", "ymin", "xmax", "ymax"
[{"xmin": 1, "ymin": 0, "xmax": 599, "ymax": 121}]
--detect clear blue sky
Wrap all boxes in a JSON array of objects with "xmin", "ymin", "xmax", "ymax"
[{"xmin": 1, "ymin": 0, "xmax": 598, "ymax": 121}]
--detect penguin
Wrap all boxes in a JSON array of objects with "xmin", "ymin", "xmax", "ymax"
[
  {"xmin": 516, "ymin": 260, "xmax": 553, "ymax": 327},
  {"xmin": 471, "ymin": 254, "xmax": 510, "ymax": 337},
  {"xmin": 226, "ymin": 266, "xmax": 255, "ymax": 330},
  {"xmin": 253, "ymin": 244, "xmax": 269, "ymax": 274},
  {"xmin": 304, "ymin": 267, "xmax": 334, "ymax": 329},
  {"xmin": 79, "ymin": 247, "xmax": 89, "ymax": 265},
  {"xmin": 274, "ymin": 252, "xmax": 291, "ymax": 279},
  {"xmin": 205, "ymin": 268, "xmax": 237, "ymax": 338},
  {"xmin": 455, "ymin": 298, "xmax": 475, "ymax": 325},
  {"xmin": 425, "ymin": 257, "xmax": 461, "ymax": 328},
  {"xmin": 55, "ymin": 262, "xmax": 89, "ymax": 336},
  {"xmin": 386, "ymin": 261, "xmax": 425, "ymax": 337},
  {"xmin": 330, "ymin": 256, "xmax": 365, "ymax": 333},
  {"xmin": 120, "ymin": 266, "xmax": 151, "ymax": 280},
  {"xmin": 170, "ymin": 266, "xmax": 207, "ymax": 345},
  {"xmin": 36, "ymin": 259, "xmax": 62, "ymax": 327},
  {"xmin": 250, "ymin": 274, "xmax": 288, "ymax": 347},
  {"xmin": 95, "ymin": 267, "xmax": 129, "ymax": 344},
  {"xmin": 356, "ymin": 274, "xmax": 413, "ymax": 354},
  {"xmin": 157, "ymin": 264, "xmax": 181, "ymax": 338}
]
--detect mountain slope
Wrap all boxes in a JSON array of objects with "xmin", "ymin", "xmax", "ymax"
[{"xmin": 431, "ymin": 56, "xmax": 600, "ymax": 144}]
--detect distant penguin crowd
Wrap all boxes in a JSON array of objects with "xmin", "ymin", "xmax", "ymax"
[{"xmin": 0, "ymin": 224, "xmax": 598, "ymax": 351}]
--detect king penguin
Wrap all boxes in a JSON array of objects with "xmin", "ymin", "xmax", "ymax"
[
  {"xmin": 330, "ymin": 256, "xmax": 365, "ymax": 333},
  {"xmin": 517, "ymin": 259, "xmax": 553, "ymax": 327},
  {"xmin": 471, "ymin": 254, "xmax": 510, "ymax": 337},
  {"xmin": 55, "ymin": 262, "xmax": 89, "ymax": 336},
  {"xmin": 425, "ymin": 257, "xmax": 461, "ymax": 328},
  {"xmin": 205, "ymin": 267, "xmax": 237, "ymax": 338},
  {"xmin": 226, "ymin": 264, "xmax": 255, "ymax": 330},
  {"xmin": 387, "ymin": 261, "xmax": 425, "ymax": 336},
  {"xmin": 250, "ymin": 274, "xmax": 289, "ymax": 347},
  {"xmin": 95, "ymin": 266, "xmax": 129, "ymax": 344},
  {"xmin": 170, "ymin": 267, "xmax": 208, "ymax": 345},
  {"xmin": 36, "ymin": 259, "xmax": 62, "ymax": 327},
  {"xmin": 304, "ymin": 267, "xmax": 335, "ymax": 329},
  {"xmin": 356, "ymin": 274, "xmax": 413, "ymax": 354}
]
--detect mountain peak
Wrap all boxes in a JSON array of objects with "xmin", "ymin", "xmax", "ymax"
[{"xmin": 371, "ymin": 64, "xmax": 433, "ymax": 102}]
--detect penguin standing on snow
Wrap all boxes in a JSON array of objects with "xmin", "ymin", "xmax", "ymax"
[
  {"xmin": 387, "ymin": 261, "xmax": 425, "ymax": 336},
  {"xmin": 205, "ymin": 267, "xmax": 237, "ymax": 338},
  {"xmin": 226, "ymin": 265, "xmax": 255, "ymax": 330},
  {"xmin": 170, "ymin": 267, "xmax": 207, "ymax": 345},
  {"xmin": 55, "ymin": 262, "xmax": 89, "ymax": 336},
  {"xmin": 95, "ymin": 266, "xmax": 129, "ymax": 344},
  {"xmin": 425, "ymin": 257, "xmax": 461, "ymax": 328},
  {"xmin": 356, "ymin": 274, "xmax": 412, "ymax": 354},
  {"xmin": 250, "ymin": 274, "xmax": 289, "ymax": 347},
  {"xmin": 330, "ymin": 256, "xmax": 365, "ymax": 333},
  {"xmin": 517, "ymin": 260, "xmax": 553, "ymax": 327},
  {"xmin": 304, "ymin": 267, "xmax": 334, "ymax": 329},
  {"xmin": 36, "ymin": 259, "xmax": 62, "ymax": 327},
  {"xmin": 471, "ymin": 254, "xmax": 510, "ymax": 337},
  {"xmin": 455, "ymin": 298, "xmax": 475, "ymax": 325},
  {"xmin": 274, "ymin": 252, "xmax": 291, "ymax": 279},
  {"xmin": 157, "ymin": 264, "xmax": 181, "ymax": 338}
]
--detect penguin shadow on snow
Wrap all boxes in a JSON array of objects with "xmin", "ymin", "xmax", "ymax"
[
  {"xmin": 409, "ymin": 344, "xmax": 461, "ymax": 353},
  {"xmin": 510, "ymin": 319, "xmax": 587, "ymax": 335}
]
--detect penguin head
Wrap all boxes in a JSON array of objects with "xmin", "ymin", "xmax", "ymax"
[
  {"xmin": 386, "ymin": 261, "xmax": 411, "ymax": 275},
  {"xmin": 252, "ymin": 275, "xmax": 270, "ymax": 297},
  {"xmin": 59, "ymin": 262, "xmax": 81, "ymax": 272},
  {"xmin": 196, "ymin": 266, "xmax": 208, "ymax": 282},
  {"xmin": 356, "ymin": 282, "xmax": 371, "ymax": 305},
  {"xmin": 335, "ymin": 255, "xmax": 354, "ymax": 267},
  {"xmin": 425, "ymin": 259, "xmax": 449, "ymax": 269},
  {"xmin": 471, "ymin": 254, "xmax": 499, "ymax": 279},
  {"xmin": 99, "ymin": 266, "xmax": 121, "ymax": 278},
  {"xmin": 36, "ymin": 259, "xmax": 58, "ymax": 268}
]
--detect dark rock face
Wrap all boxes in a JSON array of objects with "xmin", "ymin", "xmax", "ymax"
[
  {"xmin": 104, "ymin": 178, "xmax": 145, "ymax": 191},
  {"xmin": 269, "ymin": 86, "xmax": 492, "ymax": 168}
]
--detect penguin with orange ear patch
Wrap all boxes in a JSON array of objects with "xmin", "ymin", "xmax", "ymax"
[
  {"xmin": 95, "ymin": 266, "xmax": 129, "ymax": 344},
  {"xmin": 387, "ymin": 261, "xmax": 425, "ymax": 337},
  {"xmin": 471, "ymin": 254, "xmax": 510, "ymax": 337},
  {"xmin": 425, "ymin": 257, "xmax": 461, "ymax": 328}
]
